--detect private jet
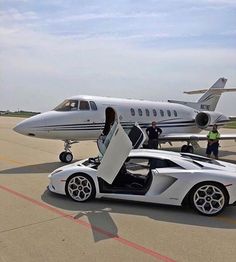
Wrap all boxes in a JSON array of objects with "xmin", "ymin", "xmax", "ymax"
[{"xmin": 14, "ymin": 78, "xmax": 236, "ymax": 163}]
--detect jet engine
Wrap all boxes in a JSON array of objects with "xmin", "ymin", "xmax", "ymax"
[{"xmin": 195, "ymin": 111, "xmax": 229, "ymax": 129}]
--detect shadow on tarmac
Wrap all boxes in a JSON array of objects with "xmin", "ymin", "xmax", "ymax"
[
  {"xmin": 0, "ymin": 147, "xmax": 235, "ymax": 175},
  {"xmin": 41, "ymin": 189, "xmax": 236, "ymax": 243},
  {"xmin": 0, "ymin": 162, "xmax": 66, "ymax": 174}
]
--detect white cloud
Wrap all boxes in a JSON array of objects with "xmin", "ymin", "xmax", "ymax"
[
  {"xmin": 1, "ymin": 26, "xmax": 236, "ymax": 115},
  {"xmin": 206, "ymin": 0, "xmax": 236, "ymax": 4},
  {"xmin": 0, "ymin": 1, "xmax": 235, "ymax": 114},
  {"xmin": 45, "ymin": 11, "xmax": 167, "ymax": 24},
  {"xmin": 0, "ymin": 9, "xmax": 38, "ymax": 22}
]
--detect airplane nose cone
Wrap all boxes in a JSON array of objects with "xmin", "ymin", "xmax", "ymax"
[
  {"xmin": 13, "ymin": 122, "xmax": 24, "ymax": 134},
  {"xmin": 13, "ymin": 114, "xmax": 45, "ymax": 136},
  {"xmin": 13, "ymin": 120, "xmax": 32, "ymax": 135}
]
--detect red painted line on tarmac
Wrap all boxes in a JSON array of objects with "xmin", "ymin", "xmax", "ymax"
[{"xmin": 0, "ymin": 184, "xmax": 175, "ymax": 262}]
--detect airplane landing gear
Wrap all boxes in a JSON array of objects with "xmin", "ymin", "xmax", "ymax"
[
  {"xmin": 59, "ymin": 151, "xmax": 73, "ymax": 163},
  {"xmin": 181, "ymin": 144, "xmax": 194, "ymax": 153},
  {"xmin": 59, "ymin": 140, "xmax": 78, "ymax": 163}
]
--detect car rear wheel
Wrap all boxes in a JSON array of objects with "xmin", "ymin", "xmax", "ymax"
[
  {"xmin": 65, "ymin": 174, "xmax": 96, "ymax": 202},
  {"xmin": 190, "ymin": 182, "xmax": 228, "ymax": 216}
]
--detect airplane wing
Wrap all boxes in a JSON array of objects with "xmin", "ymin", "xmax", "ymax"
[
  {"xmin": 229, "ymin": 116, "xmax": 236, "ymax": 121},
  {"xmin": 159, "ymin": 133, "xmax": 236, "ymax": 142}
]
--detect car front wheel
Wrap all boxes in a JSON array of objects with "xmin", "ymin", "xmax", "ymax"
[
  {"xmin": 65, "ymin": 174, "xmax": 96, "ymax": 202},
  {"xmin": 190, "ymin": 182, "xmax": 228, "ymax": 216}
]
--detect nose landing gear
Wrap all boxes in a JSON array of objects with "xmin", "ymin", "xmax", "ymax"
[
  {"xmin": 59, "ymin": 140, "xmax": 78, "ymax": 163},
  {"xmin": 59, "ymin": 151, "xmax": 73, "ymax": 163}
]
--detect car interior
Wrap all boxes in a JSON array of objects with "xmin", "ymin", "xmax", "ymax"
[{"xmin": 98, "ymin": 157, "xmax": 153, "ymax": 195}]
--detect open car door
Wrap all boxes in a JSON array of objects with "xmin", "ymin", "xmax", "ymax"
[
  {"xmin": 97, "ymin": 122, "xmax": 145, "ymax": 184},
  {"xmin": 128, "ymin": 123, "xmax": 146, "ymax": 149}
]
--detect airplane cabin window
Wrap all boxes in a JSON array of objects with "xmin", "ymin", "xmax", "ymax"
[
  {"xmin": 174, "ymin": 110, "xmax": 178, "ymax": 117},
  {"xmin": 167, "ymin": 110, "xmax": 171, "ymax": 117},
  {"xmin": 79, "ymin": 100, "xmax": 90, "ymax": 110},
  {"xmin": 145, "ymin": 109, "xmax": 150, "ymax": 117},
  {"xmin": 54, "ymin": 99, "xmax": 78, "ymax": 111},
  {"xmin": 90, "ymin": 101, "xmax": 97, "ymax": 111},
  {"xmin": 138, "ymin": 108, "xmax": 143, "ymax": 116},
  {"xmin": 130, "ymin": 108, "xmax": 135, "ymax": 116},
  {"xmin": 160, "ymin": 110, "xmax": 164, "ymax": 117},
  {"xmin": 153, "ymin": 109, "xmax": 157, "ymax": 117}
]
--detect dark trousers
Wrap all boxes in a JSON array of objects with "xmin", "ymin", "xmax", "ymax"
[
  {"xmin": 148, "ymin": 139, "xmax": 158, "ymax": 149},
  {"xmin": 206, "ymin": 142, "xmax": 219, "ymax": 157}
]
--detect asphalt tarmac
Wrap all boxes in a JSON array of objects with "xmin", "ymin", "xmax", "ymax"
[{"xmin": 1, "ymin": 117, "xmax": 236, "ymax": 262}]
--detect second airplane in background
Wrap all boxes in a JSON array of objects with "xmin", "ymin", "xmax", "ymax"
[{"xmin": 14, "ymin": 78, "xmax": 236, "ymax": 163}]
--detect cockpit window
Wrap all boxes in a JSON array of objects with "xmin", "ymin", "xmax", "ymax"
[
  {"xmin": 79, "ymin": 100, "xmax": 90, "ymax": 110},
  {"xmin": 90, "ymin": 101, "xmax": 97, "ymax": 111},
  {"xmin": 54, "ymin": 100, "xmax": 78, "ymax": 111}
]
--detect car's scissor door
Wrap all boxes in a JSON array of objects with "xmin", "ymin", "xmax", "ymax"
[
  {"xmin": 97, "ymin": 122, "xmax": 132, "ymax": 184},
  {"xmin": 97, "ymin": 122, "xmax": 145, "ymax": 184},
  {"xmin": 128, "ymin": 123, "xmax": 146, "ymax": 149}
]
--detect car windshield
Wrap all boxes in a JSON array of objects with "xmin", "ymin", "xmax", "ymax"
[{"xmin": 54, "ymin": 100, "xmax": 78, "ymax": 111}]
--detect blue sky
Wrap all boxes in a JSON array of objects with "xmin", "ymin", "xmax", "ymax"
[{"xmin": 1, "ymin": 0, "xmax": 236, "ymax": 113}]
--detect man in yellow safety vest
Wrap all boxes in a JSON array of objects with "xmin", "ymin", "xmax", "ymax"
[{"xmin": 206, "ymin": 124, "xmax": 220, "ymax": 159}]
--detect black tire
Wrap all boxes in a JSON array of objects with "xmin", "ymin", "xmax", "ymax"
[
  {"xmin": 189, "ymin": 182, "xmax": 228, "ymax": 216},
  {"xmin": 59, "ymin": 152, "xmax": 66, "ymax": 162},
  {"xmin": 186, "ymin": 145, "xmax": 194, "ymax": 153},
  {"xmin": 59, "ymin": 152, "xmax": 73, "ymax": 163},
  {"xmin": 65, "ymin": 173, "xmax": 96, "ymax": 202},
  {"xmin": 181, "ymin": 145, "xmax": 188, "ymax": 152}
]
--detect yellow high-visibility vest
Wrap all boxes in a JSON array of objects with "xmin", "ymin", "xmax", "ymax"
[{"xmin": 207, "ymin": 131, "xmax": 220, "ymax": 140}]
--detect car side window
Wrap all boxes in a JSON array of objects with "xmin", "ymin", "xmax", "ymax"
[
  {"xmin": 149, "ymin": 158, "xmax": 182, "ymax": 169},
  {"xmin": 125, "ymin": 158, "xmax": 150, "ymax": 176}
]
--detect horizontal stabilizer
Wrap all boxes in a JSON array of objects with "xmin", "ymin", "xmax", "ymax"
[
  {"xmin": 184, "ymin": 88, "xmax": 236, "ymax": 95},
  {"xmin": 169, "ymin": 78, "xmax": 233, "ymax": 111}
]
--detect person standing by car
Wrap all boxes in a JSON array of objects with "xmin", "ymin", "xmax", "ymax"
[
  {"xmin": 146, "ymin": 121, "xmax": 162, "ymax": 149},
  {"xmin": 206, "ymin": 124, "xmax": 220, "ymax": 159}
]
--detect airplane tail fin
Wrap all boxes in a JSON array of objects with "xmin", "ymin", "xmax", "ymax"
[
  {"xmin": 196, "ymin": 78, "xmax": 227, "ymax": 111},
  {"xmin": 168, "ymin": 78, "xmax": 236, "ymax": 111}
]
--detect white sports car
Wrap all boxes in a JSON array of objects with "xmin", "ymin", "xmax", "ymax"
[{"xmin": 48, "ymin": 122, "xmax": 236, "ymax": 216}]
